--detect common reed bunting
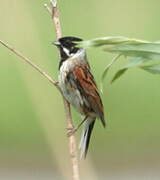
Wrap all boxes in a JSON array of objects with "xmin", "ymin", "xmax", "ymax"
[{"xmin": 53, "ymin": 36, "xmax": 106, "ymax": 158}]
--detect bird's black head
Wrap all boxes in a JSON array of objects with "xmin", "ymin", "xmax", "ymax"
[{"xmin": 53, "ymin": 36, "xmax": 83, "ymax": 63}]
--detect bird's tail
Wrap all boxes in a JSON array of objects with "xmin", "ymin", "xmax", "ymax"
[{"xmin": 79, "ymin": 117, "xmax": 96, "ymax": 159}]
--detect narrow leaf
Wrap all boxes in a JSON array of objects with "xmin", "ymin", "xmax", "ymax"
[
  {"xmin": 79, "ymin": 36, "xmax": 149, "ymax": 48},
  {"xmin": 78, "ymin": 36, "xmax": 160, "ymax": 84},
  {"xmin": 111, "ymin": 57, "xmax": 145, "ymax": 83},
  {"xmin": 100, "ymin": 54, "xmax": 121, "ymax": 92},
  {"xmin": 141, "ymin": 64, "xmax": 160, "ymax": 74},
  {"xmin": 111, "ymin": 68, "xmax": 128, "ymax": 83},
  {"xmin": 104, "ymin": 43, "xmax": 160, "ymax": 60}
]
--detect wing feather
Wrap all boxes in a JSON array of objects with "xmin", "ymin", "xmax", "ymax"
[{"xmin": 73, "ymin": 65, "xmax": 105, "ymax": 127}]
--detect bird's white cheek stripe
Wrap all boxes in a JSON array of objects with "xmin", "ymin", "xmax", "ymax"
[{"xmin": 62, "ymin": 47, "xmax": 70, "ymax": 57}]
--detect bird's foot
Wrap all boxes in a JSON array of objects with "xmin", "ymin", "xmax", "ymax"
[{"xmin": 66, "ymin": 127, "xmax": 77, "ymax": 137}]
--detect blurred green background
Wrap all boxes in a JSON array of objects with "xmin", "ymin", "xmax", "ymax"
[{"xmin": 1, "ymin": 0, "xmax": 160, "ymax": 179}]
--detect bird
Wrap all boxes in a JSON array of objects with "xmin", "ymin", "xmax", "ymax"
[{"xmin": 53, "ymin": 36, "xmax": 106, "ymax": 158}]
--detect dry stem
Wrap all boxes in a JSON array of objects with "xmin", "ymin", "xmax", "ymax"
[
  {"xmin": 0, "ymin": 40, "xmax": 58, "ymax": 88},
  {"xmin": 48, "ymin": 0, "xmax": 80, "ymax": 180}
]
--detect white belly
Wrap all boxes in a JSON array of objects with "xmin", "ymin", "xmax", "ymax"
[{"xmin": 59, "ymin": 60, "xmax": 84, "ymax": 114}]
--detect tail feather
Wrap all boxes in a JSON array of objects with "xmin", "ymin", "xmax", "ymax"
[{"xmin": 79, "ymin": 117, "xmax": 95, "ymax": 159}]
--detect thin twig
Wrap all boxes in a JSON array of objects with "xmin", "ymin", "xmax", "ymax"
[
  {"xmin": 50, "ymin": 0, "xmax": 62, "ymax": 39},
  {"xmin": 48, "ymin": 1, "xmax": 80, "ymax": 180},
  {"xmin": 0, "ymin": 39, "xmax": 59, "ymax": 89}
]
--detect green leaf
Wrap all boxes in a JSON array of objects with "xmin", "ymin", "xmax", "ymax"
[
  {"xmin": 100, "ymin": 54, "xmax": 121, "ymax": 92},
  {"xmin": 111, "ymin": 68, "xmax": 128, "ymax": 83},
  {"xmin": 141, "ymin": 64, "xmax": 160, "ymax": 74},
  {"xmin": 80, "ymin": 36, "xmax": 160, "ymax": 61},
  {"xmin": 104, "ymin": 43, "xmax": 160, "ymax": 60},
  {"xmin": 78, "ymin": 36, "xmax": 160, "ymax": 83},
  {"xmin": 111, "ymin": 57, "xmax": 146, "ymax": 83},
  {"xmin": 79, "ymin": 36, "xmax": 149, "ymax": 48}
]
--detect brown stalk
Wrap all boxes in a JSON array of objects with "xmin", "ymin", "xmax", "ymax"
[{"xmin": 47, "ymin": 0, "xmax": 80, "ymax": 179}]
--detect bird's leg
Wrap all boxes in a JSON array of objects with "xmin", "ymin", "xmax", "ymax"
[{"xmin": 67, "ymin": 116, "xmax": 88, "ymax": 137}]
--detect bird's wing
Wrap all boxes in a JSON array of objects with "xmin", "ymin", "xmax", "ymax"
[{"xmin": 71, "ymin": 65, "xmax": 105, "ymax": 127}]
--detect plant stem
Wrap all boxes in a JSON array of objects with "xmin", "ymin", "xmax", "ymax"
[
  {"xmin": 48, "ymin": 1, "xmax": 80, "ymax": 179},
  {"xmin": 0, "ymin": 39, "xmax": 58, "ymax": 88}
]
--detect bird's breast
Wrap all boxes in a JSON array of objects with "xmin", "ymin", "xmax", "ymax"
[{"xmin": 58, "ymin": 60, "xmax": 84, "ymax": 114}]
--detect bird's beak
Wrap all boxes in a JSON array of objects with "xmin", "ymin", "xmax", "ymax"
[{"xmin": 52, "ymin": 40, "xmax": 60, "ymax": 46}]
